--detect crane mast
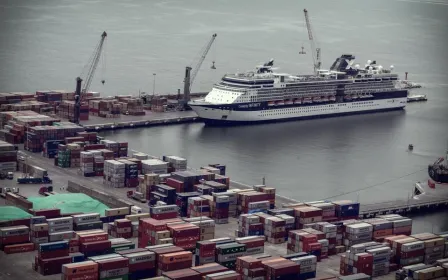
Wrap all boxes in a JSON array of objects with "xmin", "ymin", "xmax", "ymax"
[
  {"xmin": 183, "ymin": 33, "xmax": 217, "ymax": 108},
  {"xmin": 303, "ymin": 9, "xmax": 321, "ymax": 74},
  {"xmin": 82, "ymin": 31, "xmax": 107, "ymax": 95}
]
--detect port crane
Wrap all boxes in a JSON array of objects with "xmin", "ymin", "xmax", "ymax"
[
  {"xmin": 182, "ymin": 33, "xmax": 217, "ymax": 109},
  {"xmin": 74, "ymin": 31, "xmax": 107, "ymax": 124},
  {"xmin": 303, "ymin": 9, "xmax": 321, "ymax": 74}
]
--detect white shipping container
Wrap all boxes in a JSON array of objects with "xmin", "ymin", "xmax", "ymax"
[
  {"xmin": 49, "ymin": 224, "xmax": 73, "ymax": 233},
  {"xmin": 346, "ymin": 223, "xmax": 373, "ymax": 234},
  {"xmin": 47, "ymin": 217, "xmax": 73, "ymax": 227},
  {"xmin": 300, "ymin": 264, "xmax": 317, "ymax": 273},
  {"xmin": 125, "ymin": 251, "xmax": 156, "ymax": 264},
  {"xmin": 245, "ymin": 246, "xmax": 264, "ymax": 255},
  {"xmin": 215, "ymin": 196, "xmax": 230, "ymax": 203},
  {"xmin": 72, "ymin": 213, "xmax": 100, "ymax": 224},
  {"xmin": 401, "ymin": 241, "xmax": 425, "ymax": 252},
  {"xmin": 392, "ymin": 219, "xmax": 412, "ymax": 228},
  {"xmin": 248, "ymin": 201, "xmax": 269, "ymax": 209},
  {"xmin": 291, "ymin": 255, "xmax": 317, "ymax": 266},
  {"xmin": 0, "ymin": 226, "xmax": 29, "ymax": 237},
  {"xmin": 151, "ymin": 205, "xmax": 178, "ymax": 214},
  {"xmin": 49, "ymin": 231, "xmax": 75, "ymax": 242}
]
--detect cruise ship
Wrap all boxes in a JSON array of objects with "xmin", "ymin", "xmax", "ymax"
[{"xmin": 188, "ymin": 54, "xmax": 408, "ymax": 125}]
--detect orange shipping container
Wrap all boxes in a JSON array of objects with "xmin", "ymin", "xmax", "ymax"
[
  {"xmin": 62, "ymin": 261, "xmax": 99, "ymax": 275},
  {"xmin": 159, "ymin": 251, "xmax": 193, "ymax": 263}
]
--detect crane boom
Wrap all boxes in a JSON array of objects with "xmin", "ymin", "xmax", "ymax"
[
  {"xmin": 183, "ymin": 33, "xmax": 217, "ymax": 108},
  {"xmin": 81, "ymin": 31, "xmax": 107, "ymax": 94},
  {"xmin": 190, "ymin": 33, "xmax": 217, "ymax": 90},
  {"xmin": 303, "ymin": 9, "xmax": 321, "ymax": 74}
]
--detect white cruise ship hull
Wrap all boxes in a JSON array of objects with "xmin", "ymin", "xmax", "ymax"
[{"xmin": 190, "ymin": 98, "xmax": 407, "ymax": 125}]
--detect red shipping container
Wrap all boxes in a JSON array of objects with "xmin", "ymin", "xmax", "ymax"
[
  {"xmin": 304, "ymin": 242, "xmax": 322, "ymax": 251},
  {"xmin": 4, "ymin": 242, "xmax": 35, "ymax": 254},
  {"xmin": 80, "ymin": 240, "xmax": 111, "ymax": 252},
  {"xmin": 38, "ymin": 256, "xmax": 72, "ymax": 275},
  {"xmin": 152, "ymin": 213, "xmax": 178, "ymax": 220},
  {"xmin": 69, "ymin": 239, "xmax": 79, "ymax": 247},
  {"xmin": 62, "ymin": 272, "xmax": 98, "ymax": 280},
  {"xmin": 400, "ymin": 249, "xmax": 425, "ymax": 259},
  {"xmin": 96, "ymin": 257, "xmax": 129, "ymax": 271},
  {"xmin": 0, "ymin": 235, "xmax": 30, "ymax": 245},
  {"xmin": 9, "ymin": 218, "xmax": 31, "ymax": 227},
  {"xmin": 129, "ymin": 261, "xmax": 156, "ymax": 272},
  {"xmin": 355, "ymin": 254, "xmax": 373, "ymax": 264},
  {"xmin": 117, "ymin": 232, "xmax": 133, "ymax": 239},
  {"xmin": 79, "ymin": 233, "xmax": 108, "ymax": 244},
  {"xmin": 39, "ymin": 248, "xmax": 69, "ymax": 259},
  {"xmin": 159, "ymin": 260, "xmax": 192, "ymax": 272},
  {"xmin": 32, "ymin": 230, "xmax": 49, "ymax": 238}
]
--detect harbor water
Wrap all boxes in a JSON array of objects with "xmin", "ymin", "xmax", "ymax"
[{"xmin": 1, "ymin": 0, "xmax": 447, "ymax": 231}]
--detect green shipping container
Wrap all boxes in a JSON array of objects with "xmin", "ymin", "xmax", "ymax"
[
  {"xmin": 111, "ymin": 243, "xmax": 135, "ymax": 252},
  {"xmin": 217, "ymin": 243, "xmax": 246, "ymax": 255}
]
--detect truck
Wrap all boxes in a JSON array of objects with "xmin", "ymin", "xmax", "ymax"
[
  {"xmin": 17, "ymin": 176, "xmax": 52, "ymax": 184},
  {"xmin": 126, "ymin": 190, "xmax": 147, "ymax": 203},
  {"xmin": 38, "ymin": 186, "xmax": 57, "ymax": 196}
]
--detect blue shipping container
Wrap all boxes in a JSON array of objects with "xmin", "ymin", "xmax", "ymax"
[
  {"xmin": 39, "ymin": 241, "xmax": 69, "ymax": 252},
  {"xmin": 128, "ymin": 269, "xmax": 156, "ymax": 280},
  {"xmin": 215, "ymin": 202, "xmax": 229, "ymax": 209}
]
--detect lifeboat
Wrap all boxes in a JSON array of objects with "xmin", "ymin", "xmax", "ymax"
[
  {"xmin": 285, "ymin": 99, "xmax": 293, "ymax": 105},
  {"xmin": 321, "ymin": 96, "xmax": 329, "ymax": 102},
  {"xmin": 293, "ymin": 98, "xmax": 302, "ymax": 104},
  {"xmin": 351, "ymin": 94, "xmax": 359, "ymax": 100},
  {"xmin": 329, "ymin": 95, "xmax": 336, "ymax": 102},
  {"xmin": 344, "ymin": 95, "xmax": 352, "ymax": 101},
  {"xmin": 312, "ymin": 97, "xmax": 322, "ymax": 103},
  {"xmin": 303, "ymin": 97, "xmax": 312, "ymax": 104},
  {"xmin": 268, "ymin": 101, "xmax": 275, "ymax": 106},
  {"xmin": 276, "ymin": 100, "xmax": 285, "ymax": 106}
]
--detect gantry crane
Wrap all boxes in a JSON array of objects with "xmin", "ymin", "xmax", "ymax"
[
  {"xmin": 303, "ymin": 9, "xmax": 321, "ymax": 74},
  {"xmin": 182, "ymin": 33, "xmax": 217, "ymax": 109},
  {"xmin": 74, "ymin": 31, "xmax": 107, "ymax": 124}
]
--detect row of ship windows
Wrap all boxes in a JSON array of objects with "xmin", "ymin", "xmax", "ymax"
[{"xmin": 260, "ymin": 103, "xmax": 380, "ymax": 116}]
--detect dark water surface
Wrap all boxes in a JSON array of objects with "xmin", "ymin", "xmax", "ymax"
[{"xmin": 1, "ymin": 0, "xmax": 447, "ymax": 231}]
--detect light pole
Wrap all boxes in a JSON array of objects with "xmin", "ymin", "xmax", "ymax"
[{"xmin": 152, "ymin": 73, "xmax": 156, "ymax": 96}]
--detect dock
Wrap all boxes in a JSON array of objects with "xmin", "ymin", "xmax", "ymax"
[
  {"xmin": 359, "ymin": 195, "xmax": 448, "ymax": 218},
  {"xmin": 78, "ymin": 110, "xmax": 199, "ymax": 131}
]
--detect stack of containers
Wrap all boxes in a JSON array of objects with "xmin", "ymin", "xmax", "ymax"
[
  {"xmin": 35, "ymin": 241, "xmax": 71, "ymax": 275},
  {"xmin": 191, "ymin": 263, "xmax": 229, "ymax": 278},
  {"xmin": 201, "ymin": 181, "xmax": 227, "ymax": 193},
  {"xmin": 163, "ymin": 155, "xmax": 188, "ymax": 171},
  {"xmin": 79, "ymin": 235, "xmax": 112, "ymax": 257},
  {"xmin": 315, "ymin": 222, "xmax": 338, "ymax": 255},
  {"xmin": 188, "ymin": 197, "xmax": 211, "ymax": 218},
  {"xmin": 163, "ymin": 268, "xmax": 201, "ymax": 280},
  {"xmin": 94, "ymin": 154, "xmax": 104, "ymax": 176},
  {"xmin": 150, "ymin": 205, "xmax": 179, "ymax": 220},
  {"xmin": 43, "ymin": 139, "xmax": 64, "ymax": 158},
  {"xmin": 0, "ymin": 225, "xmax": 31, "ymax": 251},
  {"xmin": 247, "ymin": 200, "xmax": 270, "ymax": 215},
  {"xmin": 365, "ymin": 218, "xmax": 393, "ymax": 242},
  {"xmin": 101, "ymin": 140, "xmax": 120, "ymax": 157},
  {"xmin": 441, "ymin": 232, "xmax": 448, "ymax": 257},
  {"xmin": 57, "ymin": 144, "xmax": 71, "ymax": 168},
  {"xmin": 30, "ymin": 216, "xmax": 48, "ymax": 247},
  {"xmin": 214, "ymin": 174, "xmax": 230, "ymax": 189},
  {"xmin": 216, "ymin": 242, "xmax": 246, "ymax": 269},
  {"xmin": 110, "ymin": 238, "xmax": 135, "ymax": 252},
  {"xmin": 80, "ymin": 151, "xmax": 95, "ymax": 176},
  {"xmin": 47, "ymin": 217, "xmax": 74, "ymax": 244},
  {"xmin": 294, "ymin": 206, "xmax": 323, "ymax": 229},
  {"xmin": 67, "ymin": 143, "xmax": 81, "ymax": 168},
  {"xmin": 236, "ymin": 256, "xmax": 264, "ymax": 280},
  {"xmin": 104, "ymin": 160, "xmax": 125, "ymax": 188},
  {"xmin": 307, "ymin": 202, "xmax": 336, "ymax": 222},
  {"xmin": 118, "ymin": 159, "xmax": 139, "ymax": 188},
  {"xmin": 238, "ymin": 192, "xmax": 269, "ymax": 214},
  {"xmin": 200, "ymin": 166, "xmax": 221, "ymax": 175},
  {"xmin": 142, "ymin": 159, "xmax": 169, "ymax": 174},
  {"xmin": 265, "ymin": 216, "xmax": 286, "ymax": 244},
  {"xmin": 290, "ymin": 255, "xmax": 318, "ymax": 280},
  {"xmin": 158, "ymin": 250, "xmax": 193, "ymax": 275},
  {"xmin": 119, "ymin": 141, "xmax": 128, "ymax": 157},
  {"xmin": 96, "ymin": 256, "xmax": 130, "ymax": 280},
  {"xmin": 235, "ymin": 236, "xmax": 265, "ymax": 255},
  {"xmin": 167, "ymin": 223, "xmax": 200, "ymax": 250},
  {"xmin": 212, "ymin": 194, "xmax": 230, "ymax": 224},
  {"xmin": 195, "ymin": 241, "xmax": 217, "ymax": 265},
  {"xmin": 261, "ymin": 257, "xmax": 300, "ymax": 280},
  {"xmin": 287, "ymin": 230, "xmax": 319, "ymax": 257},
  {"xmin": 253, "ymin": 185, "xmax": 276, "ymax": 210},
  {"xmin": 215, "ymin": 192, "xmax": 237, "ymax": 217},
  {"xmin": 411, "ymin": 233, "xmax": 445, "ymax": 265},
  {"xmin": 332, "ymin": 200, "xmax": 360, "ymax": 220},
  {"xmin": 190, "ymin": 218, "xmax": 215, "ymax": 241},
  {"xmin": 150, "ymin": 184, "xmax": 177, "ymax": 206},
  {"xmin": 238, "ymin": 214, "xmax": 263, "ymax": 237},
  {"xmin": 25, "ymin": 124, "xmax": 84, "ymax": 153},
  {"xmin": 172, "ymin": 171, "xmax": 206, "ymax": 192},
  {"xmin": 167, "ymin": 177, "xmax": 186, "ymax": 193},
  {"xmin": 208, "ymin": 164, "xmax": 226, "ymax": 175},
  {"xmin": 175, "ymin": 192, "xmax": 199, "ymax": 217},
  {"xmin": 268, "ymin": 208, "xmax": 295, "ymax": 217},
  {"xmin": 138, "ymin": 218, "xmax": 181, "ymax": 248},
  {"xmin": 394, "ymin": 237, "xmax": 425, "ymax": 267},
  {"xmin": 366, "ymin": 246, "xmax": 392, "ymax": 277},
  {"xmin": 0, "ymin": 140, "xmax": 18, "ymax": 172},
  {"xmin": 344, "ymin": 223, "xmax": 374, "ymax": 247},
  {"xmin": 113, "ymin": 219, "xmax": 133, "ymax": 239},
  {"xmin": 61, "ymin": 261, "xmax": 98, "ymax": 280},
  {"xmin": 205, "ymin": 271, "xmax": 241, "ymax": 280},
  {"xmin": 141, "ymin": 173, "xmax": 160, "ymax": 200},
  {"xmin": 121, "ymin": 250, "xmax": 156, "ymax": 280},
  {"xmin": 277, "ymin": 214, "xmax": 295, "ymax": 238}
]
